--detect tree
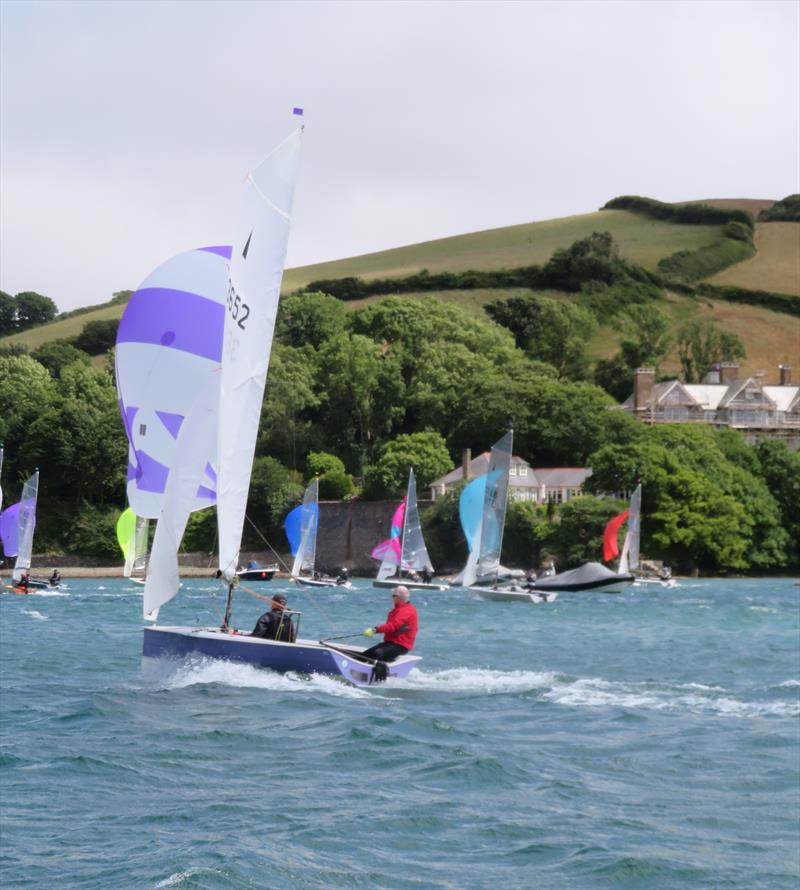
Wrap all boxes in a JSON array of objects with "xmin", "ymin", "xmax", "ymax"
[
  {"xmin": 361, "ymin": 431, "xmax": 454, "ymax": 499},
  {"xmin": 618, "ymin": 304, "xmax": 672, "ymax": 372},
  {"xmin": 31, "ymin": 341, "xmax": 91, "ymax": 378},
  {"xmin": 245, "ymin": 457, "xmax": 303, "ymax": 543},
  {"xmin": 0, "ymin": 356, "xmax": 57, "ymax": 455},
  {"xmin": 540, "ymin": 231, "xmax": 623, "ymax": 291},
  {"xmin": 306, "ymin": 451, "xmax": 346, "ymax": 479},
  {"xmin": 258, "ymin": 344, "xmax": 321, "ymax": 468},
  {"xmin": 72, "ymin": 319, "xmax": 119, "ymax": 355},
  {"xmin": 318, "ymin": 469, "xmax": 355, "ymax": 499},
  {"xmin": 0, "ymin": 291, "xmax": 16, "ymax": 334},
  {"xmin": 594, "ymin": 354, "xmax": 635, "ymax": 401},
  {"xmin": 755, "ymin": 439, "xmax": 800, "ymax": 565},
  {"xmin": 548, "ymin": 495, "xmax": 629, "ymax": 568},
  {"xmin": 419, "ymin": 489, "xmax": 467, "ymax": 571},
  {"xmin": 503, "ymin": 500, "xmax": 554, "ymax": 568},
  {"xmin": 314, "ymin": 332, "xmax": 404, "ymax": 470},
  {"xmin": 484, "ymin": 294, "xmax": 596, "ymax": 378},
  {"xmin": 675, "ymin": 319, "xmax": 746, "ymax": 383},
  {"xmin": 13, "ymin": 291, "xmax": 58, "ymax": 329},
  {"xmin": 276, "ymin": 291, "xmax": 347, "ymax": 348}
]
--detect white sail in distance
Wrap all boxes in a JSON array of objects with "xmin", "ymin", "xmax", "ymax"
[
  {"xmin": 475, "ymin": 431, "xmax": 513, "ymax": 584},
  {"xmin": 400, "ymin": 469, "xmax": 434, "ymax": 574},
  {"xmin": 217, "ymin": 128, "xmax": 302, "ymax": 581},
  {"xmin": 12, "ymin": 471, "xmax": 38, "ymax": 582},
  {"xmin": 292, "ymin": 479, "xmax": 319, "ymax": 578},
  {"xmin": 618, "ymin": 483, "xmax": 641, "ymax": 574}
]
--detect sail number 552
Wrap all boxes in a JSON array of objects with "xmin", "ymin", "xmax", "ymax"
[{"xmin": 226, "ymin": 284, "xmax": 250, "ymax": 330}]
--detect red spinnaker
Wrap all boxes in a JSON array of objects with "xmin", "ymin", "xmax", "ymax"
[{"xmin": 603, "ymin": 510, "xmax": 629, "ymax": 562}]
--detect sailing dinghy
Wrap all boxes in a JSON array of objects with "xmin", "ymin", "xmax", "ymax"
[
  {"xmin": 139, "ymin": 121, "xmax": 420, "ymax": 686},
  {"xmin": 372, "ymin": 469, "xmax": 448, "ymax": 591},
  {"xmin": 1, "ymin": 471, "xmax": 50, "ymax": 592},
  {"xmin": 455, "ymin": 432, "xmax": 557, "ymax": 604},
  {"xmin": 286, "ymin": 479, "xmax": 351, "ymax": 588}
]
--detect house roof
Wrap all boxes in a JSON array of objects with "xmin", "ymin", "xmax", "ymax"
[
  {"xmin": 624, "ymin": 378, "xmax": 800, "ymax": 412},
  {"xmin": 430, "ymin": 452, "xmax": 537, "ymax": 489},
  {"xmin": 532, "ymin": 467, "xmax": 593, "ymax": 487}
]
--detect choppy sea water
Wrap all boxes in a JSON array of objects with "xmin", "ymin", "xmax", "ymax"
[{"xmin": 1, "ymin": 576, "xmax": 798, "ymax": 889}]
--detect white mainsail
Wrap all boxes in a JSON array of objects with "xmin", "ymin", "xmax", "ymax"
[
  {"xmin": 618, "ymin": 483, "xmax": 642, "ymax": 575},
  {"xmin": 291, "ymin": 479, "xmax": 319, "ymax": 578},
  {"xmin": 12, "ymin": 471, "xmax": 38, "ymax": 582},
  {"xmin": 400, "ymin": 470, "xmax": 434, "ymax": 574},
  {"xmin": 132, "ymin": 515, "xmax": 150, "ymax": 580},
  {"xmin": 217, "ymin": 128, "xmax": 302, "ymax": 581}
]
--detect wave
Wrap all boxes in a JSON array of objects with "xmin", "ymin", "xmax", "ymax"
[
  {"xmin": 21, "ymin": 608, "xmax": 47, "ymax": 620},
  {"xmin": 156, "ymin": 866, "xmax": 223, "ymax": 888},
  {"xmin": 144, "ymin": 656, "xmax": 372, "ymax": 700},
  {"xmin": 389, "ymin": 668, "xmax": 798, "ymax": 717},
  {"xmin": 543, "ymin": 676, "xmax": 800, "ymax": 718}
]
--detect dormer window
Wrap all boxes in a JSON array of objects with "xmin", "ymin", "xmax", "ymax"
[
  {"xmin": 519, "ymin": 467, "xmax": 528, "ymax": 476},
  {"xmin": 509, "ymin": 466, "xmax": 517, "ymax": 476}
]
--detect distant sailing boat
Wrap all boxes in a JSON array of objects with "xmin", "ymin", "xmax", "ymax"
[
  {"xmin": 372, "ymin": 469, "xmax": 448, "ymax": 591},
  {"xmin": 139, "ymin": 119, "xmax": 420, "ymax": 686},
  {"xmin": 455, "ymin": 432, "xmax": 556, "ymax": 604},
  {"xmin": 620, "ymin": 484, "xmax": 676, "ymax": 588},
  {"xmin": 286, "ymin": 479, "xmax": 351, "ymax": 588},
  {"xmin": 0, "ymin": 471, "xmax": 47, "ymax": 591},
  {"xmin": 117, "ymin": 507, "xmax": 149, "ymax": 585}
]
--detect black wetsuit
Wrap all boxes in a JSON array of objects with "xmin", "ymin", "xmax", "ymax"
[{"xmin": 251, "ymin": 609, "xmax": 295, "ymax": 642}]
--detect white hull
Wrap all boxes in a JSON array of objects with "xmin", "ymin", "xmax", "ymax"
[
  {"xmin": 373, "ymin": 579, "xmax": 448, "ymax": 591},
  {"xmin": 634, "ymin": 576, "xmax": 676, "ymax": 588},
  {"xmin": 293, "ymin": 576, "xmax": 352, "ymax": 590},
  {"xmin": 470, "ymin": 585, "xmax": 558, "ymax": 604}
]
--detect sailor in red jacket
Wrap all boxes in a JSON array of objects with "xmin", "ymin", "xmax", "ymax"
[{"xmin": 363, "ymin": 585, "xmax": 418, "ymax": 662}]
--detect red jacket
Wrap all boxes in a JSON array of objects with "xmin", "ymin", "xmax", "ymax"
[{"xmin": 376, "ymin": 601, "xmax": 418, "ymax": 651}]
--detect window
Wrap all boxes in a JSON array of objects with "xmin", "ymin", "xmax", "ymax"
[
  {"xmin": 509, "ymin": 466, "xmax": 517, "ymax": 476},
  {"xmin": 519, "ymin": 467, "xmax": 528, "ymax": 476}
]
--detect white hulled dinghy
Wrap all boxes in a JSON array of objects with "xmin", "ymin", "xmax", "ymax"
[{"xmin": 372, "ymin": 469, "xmax": 448, "ymax": 591}]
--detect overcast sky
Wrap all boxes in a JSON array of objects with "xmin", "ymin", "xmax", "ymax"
[{"xmin": 1, "ymin": 0, "xmax": 798, "ymax": 313}]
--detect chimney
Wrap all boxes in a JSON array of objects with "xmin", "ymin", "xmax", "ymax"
[
  {"xmin": 720, "ymin": 362, "xmax": 739, "ymax": 384},
  {"xmin": 462, "ymin": 448, "xmax": 472, "ymax": 481},
  {"xmin": 779, "ymin": 364, "xmax": 792, "ymax": 386},
  {"xmin": 707, "ymin": 363, "xmax": 721, "ymax": 384},
  {"xmin": 633, "ymin": 368, "xmax": 655, "ymax": 415},
  {"xmin": 754, "ymin": 370, "xmax": 765, "ymax": 389}
]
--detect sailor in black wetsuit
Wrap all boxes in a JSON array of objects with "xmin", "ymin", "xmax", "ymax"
[{"xmin": 250, "ymin": 593, "xmax": 296, "ymax": 642}]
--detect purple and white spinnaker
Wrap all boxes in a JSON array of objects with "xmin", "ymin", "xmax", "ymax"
[{"xmin": 115, "ymin": 246, "xmax": 230, "ymax": 519}]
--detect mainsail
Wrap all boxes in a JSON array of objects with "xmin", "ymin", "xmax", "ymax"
[
  {"xmin": 460, "ymin": 431, "xmax": 513, "ymax": 587},
  {"xmin": 142, "ymin": 123, "xmax": 302, "ymax": 618},
  {"xmin": 11, "ymin": 471, "xmax": 38, "ymax": 582},
  {"xmin": 618, "ymin": 483, "xmax": 641, "ymax": 574},
  {"xmin": 217, "ymin": 128, "xmax": 302, "ymax": 581},
  {"xmin": 399, "ymin": 469, "xmax": 434, "ymax": 575},
  {"xmin": 286, "ymin": 479, "xmax": 319, "ymax": 578}
]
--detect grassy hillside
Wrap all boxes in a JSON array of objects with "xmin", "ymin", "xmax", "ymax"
[
  {"xmin": 4, "ymin": 200, "xmax": 797, "ymax": 380},
  {"xmin": 0, "ymin": 302, "xmax": 123, "ymax": 350},
  {"xmin": 710, "ymin": 222, "xmax": 800, "ymax": 295},
  {"xmin": 281, "ymin": 209, "xmax": 723, "ymax": 291}
]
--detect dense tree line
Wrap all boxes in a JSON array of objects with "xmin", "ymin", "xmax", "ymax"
[
  {"xmin": 758, "ymin": 194, "xmax": 800, "ymax": 222},
  {"xmin": 0, "ymin": 291, "xmax": 58, "ymax": 335},
  {"xmin": 1, "ymin": 229, "xmax": 795, "ymax": 573}
]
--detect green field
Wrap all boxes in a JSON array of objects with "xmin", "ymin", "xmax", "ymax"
[
  {"xmin": 281, "ymin": 209, "xmax": 724, "ymax": 290},
  {"xmin": 4, "ymin": 202, "xmax": 798, "ymax": 380}
]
